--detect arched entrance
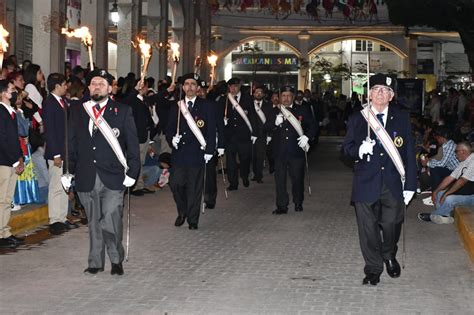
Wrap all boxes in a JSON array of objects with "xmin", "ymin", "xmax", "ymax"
[
  {"xmin": 220, "ymin": 36, "xmax": 301, "ymax": 90},
  {"xmin": 308, "ymin": 36, "xmax": 407, "ymax": 97}
]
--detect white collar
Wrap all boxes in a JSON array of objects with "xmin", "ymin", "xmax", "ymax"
[
  {"xmin": 185, "ymin": 96, "xmax": 197, "ymax": 104},
  {"xmin": 0, "ymin": 101, "xmax": 15, "ymax": 115},
  {"xmin": 94, "ymin": 98, "xmax": 109, "ymax": 109},
  {"xmin": 51, "ymin": 93, "xmax": 64, "ymax": 104},
  {"xmin": 372, "ymin": 105, "xmax": 388, "ymax": 116}
]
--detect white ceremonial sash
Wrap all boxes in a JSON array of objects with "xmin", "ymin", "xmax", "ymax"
[
  {"xmin": 227, "ymin": 94, "xmax": 253, "ymax": 133},
  {"xmin": 178, "ymin": 100, "xmax": 207, "ymax": 149},
  {"xmin": 254, "ymin": 102, "xmax": 266, "ymax": 124},
  {"xmin": 83, "ymin": 101, "xmax": 129, "ymax": 172},
  {"xmin": 360, "ymin": 105, "xmax": 406, "ymax": 182},
  {"xmin": 279, "ymin": 105, "xmax": 309, "ymax": 152}
]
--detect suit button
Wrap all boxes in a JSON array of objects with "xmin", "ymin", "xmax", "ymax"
[
  {"xmin": 381, "ymin": 167, "xmax": 384, "ymax": 170},
  {"xmin": 93, "ymin": 160, "xmax": 96, "ymax": 163},
  {"xmin": 183, "ymin": 132, "xmax": 186, "ymax": 135},
  {"xmin": 92, "ymin": 147, "xmax": 96, "ymax": 150},
  {"xmin": 380, "ymin": 153, "xmax": 384, "ymax": 156},
  {"xmin": 182, "ymin": 142, "xmax": 185, "ymax": 145},
  {"xmin": 285, "ymin": 137, "xmax": 288, "ymax": 140},
  {"xmin": 234, "ymin": 124, "xmax": 237, "ymax": 127},
  {"xmin": 285, "ymin": 128, "xmax": 288, "ymax": 131}
]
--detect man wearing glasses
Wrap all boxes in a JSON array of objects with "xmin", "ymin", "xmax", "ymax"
[
  {"xmin": 418, "ymin": 141, "xmax": 474, "ymax": 224},
  {"xmin": 343, "ymin": 73, "xmax": 417, "ymax": 286}
]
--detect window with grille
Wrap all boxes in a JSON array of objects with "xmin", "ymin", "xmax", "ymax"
[
  {"xmin": 17, "ymin": 24, "xmax": 33, "ymax": 63},
  {"xmin": 355, "ymin": 40, "xmax": 373, "ymax": 52}
]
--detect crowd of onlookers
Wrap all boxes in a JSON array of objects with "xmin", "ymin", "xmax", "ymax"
[{"xmin": 1, "ymin": 53, "xmax": 473, "ymax": 239}]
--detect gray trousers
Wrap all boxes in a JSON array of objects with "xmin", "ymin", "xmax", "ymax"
[{"xmin": 78, "ymin": 175, "xmax": 125, "ymax": 268}]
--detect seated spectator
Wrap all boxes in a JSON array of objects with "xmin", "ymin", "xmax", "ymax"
[
  {"xmin": 420, "ymin": 126, "xmax": 459, "ymax": 190},
  {"xmin": 418, "ymin": 141, "xmax": 474, "ymax": 224}
]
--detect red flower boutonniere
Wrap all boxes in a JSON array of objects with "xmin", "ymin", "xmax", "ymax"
[
  {"xmin": 298, "ymin": 115, "xmax": 303, "ymax": 121},
  {"xmin": 114, "ymin": 107, "xmax": 118, "ymax": 115}
]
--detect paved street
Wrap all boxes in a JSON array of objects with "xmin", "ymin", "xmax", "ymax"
[{"xmin": 1, "ymin": 138, "xmax": 473, "ymax": 314}]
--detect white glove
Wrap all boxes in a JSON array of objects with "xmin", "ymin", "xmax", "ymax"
[
  {"xmin": 204, "ymin": 154, "xmax": 213, "ymax": 163},
  {"xmin": 297, "ymin": 135, "xmax": 309, "ymax": 148},
  {"xmin": 266, "ymin": 136, "xmax": 272, "ymax": 145},
  {"xmin": 275, "ymin": 114, "xmax": 284, "ymax": 126},
  {"xmin": 217, "ymin": 148, "xmax": 225, "ymax": 157},
  {"xmin": 403, "ymin": 190, "xmax": 415, "ymax": 205},
  {"xmin": 358, "ymin": 139, "xmax": 376, "ymax": 160},
  {"xmin": 223, "ymin": 117, "xmax": 228, "ymax": 126},
  {"xmin": 60, "ymin": 173, "xmax": 74, "ymax": 192},
  {"xmin": 123, "ymin": 175, "xmax": 136, "ymax": 187},
  {"xmin": 251, "ymin": 136, "xmax": 257, "ymax": 144},
  {"xmin": 172, "ymin": 134, "xmax": 182, "ymax": 149}
]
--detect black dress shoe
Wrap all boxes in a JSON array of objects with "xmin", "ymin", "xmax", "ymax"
[
  {"xmin": 0, "ymin": 238, "xmax": 17, "ymax": 248},
  {"xmin": 5, "ymin": 235, "xmax": 25, "ymax": 245},
  {"xmin": 131, "ymin": 189, "xmax": 144, "ymax": 196},
  {"xmin": 272, "ymin": 209, "xmax": 288, "ymax": 215},
  {"xmin": 242, "ymin": 178, "xmax": 249, "ymax": 187},
  {"xmin": 362, "ymin": 273, "xmax": 380, "ymax": 285},
  {"xmin": 205, "ymin": 203, "xmax": 215, "ymax": 209},
  {"xmin": 141, "ymin": 188, "xmax": 155, "ymax": 194},
  {"xmin": 84, "ymin": 267, "xmax": 104, "ymax": 274},
  {"xmin": 418, "ymin": 212, "xmax": 431, "ymax": 222},
  {"xmin": 256, "ymin": 179, "xmax": 263, "ymax": 184},
  {"xmin": 295, "ymin": 204, "xmax": 303, "ymax": 212},
  {"xmin": 384, "ymin": 258, "xmax": 401, "ymax": 278},
  {"xmin": 111, "ymin": 263, "xmax": 124, "ymax": 275},
  {"xmin": 49, "ymin": 222, "xmax": 68, "ymax": 234},
  {"xmin": 188, "ymin": 224, "xmax": 198, "ymax": 230},
  {"xmin": 174, "ymin": 216, "xmax": 186, "ymax": 227},
  {"xmin": 227, "ymin": 185, "xmax": 238, "ymax": 191}
]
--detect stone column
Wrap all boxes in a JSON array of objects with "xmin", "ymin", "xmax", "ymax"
[
  {"xmin": 32, "ymin": 0, "xmax": 66, "ymax": 75},
  {"xmin": 80, "ymin": 0, "xmax": 109, "ymax": 70},
  {"xmin": 116, "ymin": 0, "xmax": 140, "ymax": 78},
  {"xmin": 157, "ymin": 0, "xmax": 169, "ymax": 80},
  {"xmin": 182, "ymin": 0, "xmax": 196, "ymax": 74},
  {"xmin": 198, "ymin": 0, "xmax": 211, "ymax": 81},
  {"xmin": 146, "ymin": 0, "xmax": 160, "ymax": 81},
  {"xmin": 403, "ymin": 35, "xmax": 417, "ymax": 78},
  {"xmin": 297, "ymin": 31, "xmax": 310, "ymax": 91}
]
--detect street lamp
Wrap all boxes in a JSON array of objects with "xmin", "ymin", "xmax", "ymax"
[{"xmin": 110, "ymin": 1, "xmax": 119, "ymax": 26}]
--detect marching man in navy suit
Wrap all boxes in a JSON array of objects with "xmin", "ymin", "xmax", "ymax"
[
  {"xmin": 166, "ymin": 73, "xmax": 216, "ymax": 230},
  {"xmin": 68, "ymin": 69, "xmax": 140, "ymax": 276},
  {"xmin": 265, "ymin": 86, "xmax": 316, "ymax": 214},
  {"xmin": 343, "ymin": 73, "xmax": 416, "ymax": 285},
  {"xmin": 0, "ymin": 80, "xmax": 25, "ymax": 248}
]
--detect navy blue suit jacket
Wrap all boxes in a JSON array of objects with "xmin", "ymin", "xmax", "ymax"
[
  {"xmin": 166, "ymin": 97, "xmax": 216, "ymax": 168},
  {"xmin": 68, "ymin": 99, "xmax": 141, "ymax": 192},
  {"xmin": 265, "ymin": 104, "xmax": 317, "ymax": 160},
  {"xmin": 0, "ymin": 105, "xmax": 22, "ymax": 166},
  {"xmin": 220, "ymin": 93, "xmax": 258, "ymax": 144},
  {"xmin": 42, "ymin": 94, "xmax": 67, "ymax": 160},
  {"xmin": 342, "ymin": 106, "xmax": 417, "ymax": 203}
]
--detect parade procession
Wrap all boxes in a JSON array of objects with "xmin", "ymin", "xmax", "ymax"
[{"xmin": 0, "ymin": 1, "xmax": 473, "ymax": 314}]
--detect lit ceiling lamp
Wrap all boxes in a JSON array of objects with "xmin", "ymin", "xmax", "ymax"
[{"xmin": 110, "ymin": 1, "xmax": 119, "ymax": 25}]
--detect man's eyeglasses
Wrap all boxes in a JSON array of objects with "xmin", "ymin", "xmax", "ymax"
[{"xmin": 371, "ymin": 87, "xmax": 392, "ymax": 94}]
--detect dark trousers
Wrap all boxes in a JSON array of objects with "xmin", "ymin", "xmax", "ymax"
[
  {"xmin": 274, "ymin": 157, "xmax": 305, "ymax": 210},
  {"xmin": 266, "ymin": 140, "xmax": 275, "ymax": 173},
  {"xmin": 252, "ymin": 137, "xmax": 266, "ymax": 180},
  {"xmin": 226, "ymin": 141, "xmax": 251, "ymax": 188},
  {"xmin": 169, "ymin": 166, "xmax": 204, "ymax": 225},
  {"xmin": 429, "ymin": 167, "xmax": 452, "ymax": 190},
  {"xmin": 354, "ymin": 183, "xmax": 404, "ymax": 275},
  {"xmin": 204, "ymin": 154, "xmax": 217, "ymax": 206},
  {"xmin": 78, "ymin": 175, "xmax": 125, "ymax": 268}
]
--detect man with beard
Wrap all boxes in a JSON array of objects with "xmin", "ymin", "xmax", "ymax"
[
  {"xmin": 68, "ymin": 69, "xmax": 140, "ymax": 276},
  {"xmin": 166, "ymin": 73, "xmax": 216, "ymax": 230},
  {"xmin": 251, "ymin": 85, "xmax": 272, "ymax": 183},
  {"xmin": 265, "ymin": 86, "xmax": 316, "ymax": 214}
]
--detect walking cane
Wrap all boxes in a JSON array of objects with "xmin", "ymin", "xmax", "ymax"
[
  {"xmin": 304, "ymin": 150, "xmax": 312, "ymax": 196},
  {"xmin": 125, "ymin": 187, "xmax": 131, "ymax": 261},
  {"xmin": 220, "ymin": 156, "xmax": 228, "ymax": 199},
  {"xmin": 201, "ymin": 161, "xmax": 207, "ymax": 214}
]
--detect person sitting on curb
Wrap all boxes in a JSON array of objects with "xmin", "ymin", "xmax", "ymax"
[{"xmin": 418, "ymin": 141, "xmax": 474, "ymax": 224}]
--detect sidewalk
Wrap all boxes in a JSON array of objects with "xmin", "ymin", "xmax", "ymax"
[{"xmin": 0, "ymin": 138, "xmax": 472, "ymax": 314}]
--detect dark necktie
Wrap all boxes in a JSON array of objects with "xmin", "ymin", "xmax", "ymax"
[
  {"xmin": 95, "ymin": 104, "xmax": 101, "ymax": 111},
  {"xmin": 92, "ymin": 104, "xmax": 101, "ymax": 136},
  {"xmin": 188, "ymin": 101, "xmax": 193, "ymax": 110},
  {"xmin": 235, "ymin": 95, "xmax": 238, "ymax": 103},
  {"xmin": 376, "ymin": 113, "xmax": 384, "ymax": 127}
]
